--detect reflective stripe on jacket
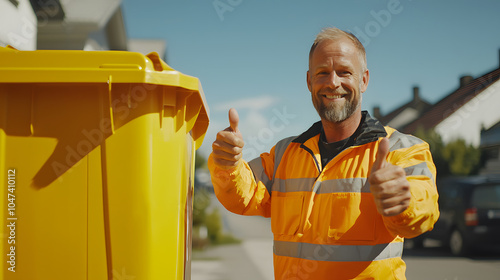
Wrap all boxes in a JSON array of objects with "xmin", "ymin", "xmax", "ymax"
[{"xmin": 208, "ymin": 112, "xmax": 439, "ymax": 280}]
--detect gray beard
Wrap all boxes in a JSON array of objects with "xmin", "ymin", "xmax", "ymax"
[{"xmin": 314, "ymin": 96, "xmax": 360, "ymax": 123}]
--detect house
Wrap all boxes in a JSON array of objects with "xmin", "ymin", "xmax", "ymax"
[
  {"xmin": 34, "ymin": 0, "xmax": 128, "ymax": 51},
  {"xmin": 375, "ymin": 50, "xmax": 500, "ymax": 148},
  {"xmin": 0, "ymin": 0, "xmax": 165, "ymax": 59},
  {"xmin": 373, "ymin": 86, "xmax": 432, "ymax": 131},
  {"xmin": 0, "ymin": 0, "xmax": 38, "ymax": 50},
  {"xmin": 480, "ymin": 120, "xmax": 500, "ymax": 175}
]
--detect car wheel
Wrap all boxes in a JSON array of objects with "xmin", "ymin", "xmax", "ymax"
[{"xmin": 449, "ymin": 228, "xmax": 468, "ymax": 256}]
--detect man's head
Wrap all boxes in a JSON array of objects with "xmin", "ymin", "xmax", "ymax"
[
  {"xmin": 309, "ymin": 28, "xmax": 367, "ymax": 72},
  {"xmin": 307, "ymin": 27, "xmax": 369, "ymax": 123}
]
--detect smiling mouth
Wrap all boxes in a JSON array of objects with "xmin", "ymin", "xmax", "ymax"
[{"xmin": 322, "ymin": 94, "xmax": 346, "ymax": 100}]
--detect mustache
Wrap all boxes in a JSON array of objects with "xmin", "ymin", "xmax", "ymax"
[{"xmin": 318, "ymin": 88, "xmax": 350, "ymax": 95}]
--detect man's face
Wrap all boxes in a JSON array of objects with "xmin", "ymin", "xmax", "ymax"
[{"xmin": 307, "ymin": 38, "xmax": 369, "ymax": 123}]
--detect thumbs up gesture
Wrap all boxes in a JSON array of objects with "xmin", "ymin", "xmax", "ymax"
[
  {"xmin": 212, "ymin": 108, "xmax": 245, "ymax": 168},
  {"xmin": 368, "ymin": 138, "xmax": 411, "ymax": 217}
]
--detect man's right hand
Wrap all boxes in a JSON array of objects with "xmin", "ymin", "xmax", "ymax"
[{"xmin": 211, "ymin": 108, "xmax": 245, "ymax": 168}]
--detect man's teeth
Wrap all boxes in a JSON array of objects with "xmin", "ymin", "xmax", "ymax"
[{"xmin": 324, "ymin": 94, "xmax": 344, "ymax": 99}]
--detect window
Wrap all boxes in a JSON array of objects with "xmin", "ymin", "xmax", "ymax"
[
  {"xmin": 471, "ymin": 184, "xmax": 500, "ymax": 209},
  {"xmin": 439, "ymin": 185, "xmax": 459, "ymax": 209}
]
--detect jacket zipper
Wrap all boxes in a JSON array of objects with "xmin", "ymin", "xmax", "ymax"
[{"xmin": 297, "ymin": 143, "xmax": 369, "ymax": 235}]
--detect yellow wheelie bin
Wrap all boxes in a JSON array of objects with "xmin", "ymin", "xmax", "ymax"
[{"xmin": 0, "ymin": 46, "xmax": 209, "ymax": 280}]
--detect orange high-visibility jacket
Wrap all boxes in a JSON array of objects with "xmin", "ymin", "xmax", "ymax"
[{"xmin": 208, "ymin": 112, "xmax": 439, "ymax": 280}]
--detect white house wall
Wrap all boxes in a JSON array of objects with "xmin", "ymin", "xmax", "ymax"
[
  {"xmin": 435, "ymin": 79, "xmax": 500, "ymax": 147},
  {"xmin": 387, "ymin": 107, "xmax": 419, "ymax": 130},
  {"xmin": 0, "ymin": 0, "xmax": 37, "ymax": 50},
  {"xmin": 59, "ymin": 0, "xmax": 121, "ymax": 28}
]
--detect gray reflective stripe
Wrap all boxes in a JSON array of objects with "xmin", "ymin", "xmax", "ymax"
[
  {"xmin": 404, "ymin": 162, "xmax": 434, "ymax": 181},
  {"xmin": 248, "ymin": 157, "xmax": 272, "ymax": 194},
  {"xmin": 388, "ymin": 131, "xmax": 434, "ymax": 181},
  {"xmin": 273, "ymin": 136, "xmax": 296, "ymax": 174},
  {"xmin": 272, "ymin": 177, "xmax": 315, "ymax": 193},
  {"xmin": 388, "ymin": 131, "xmax": 424, "ymax": 152},
  {"xmin": 271, "ymin": 164, "xmax": 433, "ymax": 194},
  {"xmin": 274, "ymin": 240, "xmax": 404, "ymax": 262},
  {"xmin": 248, "ymin": 136, "xmax": 296, "ymax": 195},
  {"xmin": 272, "ymin": 178, "xmax": 370, "ymax": 194},
  {"xmin": 311, "ymin": 180, "xmax": 322, "ymax": 194},
  {"xmin": 318, "ymin": 178, "xmax": 370, "ymax": 194}
]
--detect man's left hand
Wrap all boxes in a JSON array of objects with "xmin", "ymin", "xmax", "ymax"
[{"xmin": 368, "ymin": 137, "xmax": 411, "ymax": 217}]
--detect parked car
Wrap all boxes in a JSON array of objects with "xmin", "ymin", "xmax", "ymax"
[{"xmin": 410, "ymin": 175, "xmax": 500, "ymax": 256}]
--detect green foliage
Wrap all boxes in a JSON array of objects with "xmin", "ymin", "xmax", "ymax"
[
  {"xmin": 192, "ymin": 153, "xmax": 240, "ymax": 249},
  {"xmin": 214, "ymin": 232, "xmax": 242, "ymax": 245},
  {"xmin": 193, "ymin": 153, "xmax": 209, "ymax": 229},
  {"xmin": 414, "ymin": 128, "xmax": 481, "ymax": 177},
  {"xmin": 205, "ymin": 208, "xmax": 241, "ymax": 245},
  {"xmin": 205, "ymin": 208, "xmax": 222, "ymax": 243},
  {"xmin": 193, "ymin": 188, "xmax": 210, "ymax": 228},
  {"xmin": 442, "ymin": 138, "xmax": 481, "ymax": 176},
  {"xmin": 195, "ymin": 152, "xmax": 208, "ymax": 170},
  {"xmin": 414, "ymin": 128, "xmax": 448, "ymax": 176}
]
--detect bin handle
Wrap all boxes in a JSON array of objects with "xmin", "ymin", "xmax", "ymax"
[
  {"xmin": 107, "ymin": 75, "xmax": 115, "ymax": 134},
  {"xmin": 30, "ymin": 90, "xmax": 35, "ymax": 135}
]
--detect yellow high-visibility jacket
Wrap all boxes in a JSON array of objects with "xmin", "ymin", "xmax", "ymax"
[{"xmin": 208, "ymin": 112, "xmax": 439, "ymax": 280}]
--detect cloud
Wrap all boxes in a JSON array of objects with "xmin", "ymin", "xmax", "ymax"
[
  {"xmin": 241, "ymin": 109, "xmax": 269, "ymax": 134},
  {"xmin": 213, "ymin": 95, "xmax": 279, "ymax": 112},
  {"xmin": 198, "ymin": 94, "xmax": 309, "ymax": 160}
]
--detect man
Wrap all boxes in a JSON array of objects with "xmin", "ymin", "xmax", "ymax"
[{"xmin": 208, "ymin": 27, "xmax": 439, "ymax": 279}]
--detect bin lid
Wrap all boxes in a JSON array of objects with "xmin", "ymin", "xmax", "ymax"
[{"xmin": 0, "ymin": 46, "xmax": 209, "ymax": 149}]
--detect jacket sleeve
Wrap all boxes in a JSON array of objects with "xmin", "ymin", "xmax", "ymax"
[
  {"xmin": 382, "ymin": 137, "xmax": 440, "ymax": 239},
  {"xmin": 207, "ymin": 148, "xmax": 276, "ymax": 218}
]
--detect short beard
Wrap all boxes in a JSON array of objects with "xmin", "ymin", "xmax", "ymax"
[{"xmin": 312, "ymin": 89, "xmax": 361, "ymax": 123}]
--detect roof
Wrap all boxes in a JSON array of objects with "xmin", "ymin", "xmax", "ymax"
[
  {"xmin": 402, "ymin": 67, "xmax": 500, "ymax": 134},
  {"xmin": 378, "ymin": 94, "xmax": 432, "ymax": 126},
  {"xmin": 485, "ymin": 119, "xmax": 500, "ymax": 131}
]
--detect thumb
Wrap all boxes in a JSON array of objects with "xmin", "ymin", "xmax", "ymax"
[
  {"xmin": 228, "ymin": 108, "xmax": 239, "ymax": 132},
  {"xmin": 372, "ymin": 137, "xmax": 389, "ymax": 171}
]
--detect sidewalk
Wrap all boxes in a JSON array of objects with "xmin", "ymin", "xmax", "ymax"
[
  {"xmin": 192, "ymin": 239, "xmax": 273, "ymax": 280},
  {"xmin": 191, "ymin": 194, "xmax": 274, "ymax": 280}
]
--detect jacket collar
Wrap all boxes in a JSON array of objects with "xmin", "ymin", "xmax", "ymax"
[{"xmin": 292, "ymin": 111, "xmax": 387, "ymax": 147}]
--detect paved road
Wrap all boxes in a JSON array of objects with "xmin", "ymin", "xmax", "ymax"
[
  {"xmin": 192, "ymin": 194, "xmax": 500, "ymax": 280},
  {"xmin": 192, "ymin": 194, "xmax": 274, "ymax": 280},
  {"xmin": 404, "ymin": 242, "xmax": 500, "ymax": 280}
]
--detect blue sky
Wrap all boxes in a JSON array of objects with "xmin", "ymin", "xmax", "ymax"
[{"xmin": 122, "ymin": 0, "xmax": 500, "ymax": 159}]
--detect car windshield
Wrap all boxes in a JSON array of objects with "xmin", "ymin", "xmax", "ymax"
[{"xmin": 471, "ymin": 184, "xmax": 500, "ymax": 209}]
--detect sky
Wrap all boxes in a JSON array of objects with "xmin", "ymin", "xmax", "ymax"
[{"xmin": 122, "ymin": 0, "xmax": 500, "ymax": 160}]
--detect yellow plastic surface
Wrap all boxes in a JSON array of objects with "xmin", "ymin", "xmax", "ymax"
[{"xmin": 0, "ymin": 47, "xmax": 209, "ymax": 280}]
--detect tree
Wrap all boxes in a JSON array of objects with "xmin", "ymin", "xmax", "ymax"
[
  {"xmin": 414, "ymin": 128, "xmax": 449, "ymax": 177},
  {"xmin": 195, "ymin": 152, "xmax": 208, "ymax": 170},
  {"xmin": 442, "ymin": 138, "xmax": 481, "ymax": 176},
  {"xmin": 413, "ymin": 128, "xmax": 481, "ymax": 177}
]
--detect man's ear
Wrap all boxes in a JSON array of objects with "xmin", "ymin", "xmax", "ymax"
[
  {"xmin": 306, "ymin": 70, "xmax": 312, "ymax": 92},
  {"xmin": 361, "ymin": 69, "xmax": 370, "ymax": 93}
]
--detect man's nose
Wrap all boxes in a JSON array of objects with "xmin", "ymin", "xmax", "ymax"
[{"xmin": 327, "ymin": 71, "xmax": 341, "ymax": 88}]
